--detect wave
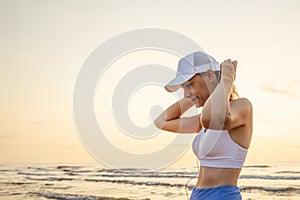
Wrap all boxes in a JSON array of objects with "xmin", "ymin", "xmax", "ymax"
[
  {"xmin": 92, "ymin": 172, "xmax": 194, "ymax": 179},
  {"xmin": 2, "ymin": 181, "xmax": 34, "ymax": 185},
  {"xmin": 56, "ymin": 165, "xmax": 83, "ymax": 169},
  {"xmin": 239, "ymin": 175, "xmax": 300, "ymax": 180},
  {"xmin": 64, "ymin": 172, "xmax": 79, "ymax": 176},
  {"xmin": 13, "ymin": 164, "xmax": 300, "ymax": 182},
  {"xmin": 21, "ymin": 170, "xmax": 300, "ymax": 181},
  {"xmin": 240, "ymin": 186, "xmax": 300, "ymax": 194},
  {"xmin": 31, "ymin": 192, "xmax": 149, "ymax": 200},
  {"xmin": 0, "ymin": 169, "xmax": 16, "ymax": 172},
  {"xmin": 243, "ymin": 165, "xmax": 271, "ymax": 168},
  {"xmin": 25, "ymin": 176, "xmax": 74, "ymax": 181},
  {"xmin": 91, "ymin": 172, "xmax": 299, "ymax": 181},
  {"xmin": 61, "ymin": 169, "xmax": 92, "ymax": 173},
  {"xmin": 84, "ymin": 178, "xmax": 300, "ymax": 195},
  {"xmin": 275, "ymin": 171, "xmax": 300, "ymax": 174},
  {"xmin": 17, "ymin": 171, "xmax": 57, "ymax": 176},
  {"xmin": 27, "ymin": 166, "xmax": 93, "ymax": 174},
  {"xmin": 26, "ymin": 166, "xmax": 91, "ymax": 174},
  {"xmin": 40, "ymin": 185, "xmax": 72, "ymax": 190},
  {"xmin": 95, "ymin": 169, "xmax": 196, "ymax": 175},
  {"xmin": 84, "ymin": 178, "xmax": 190, "ymax": 189},
  {"xmin": 27, "ymin": 166, "xmax": 55, "ymax": 171},
  {"xmin": 6, "ymin": 192, "xmax": 24, "ymax": 196}
]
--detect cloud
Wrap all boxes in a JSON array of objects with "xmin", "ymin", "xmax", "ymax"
[
  {"xmin": 0, "ymin": 134, "xmax": 22, "ymax": 138},
  {"xmin": 258, "ymin": 81, "xmax": 300, "ymax": 98},
  {"xmin": 24, "ymin": 121, "xmax": 64, "ymax": 126}
]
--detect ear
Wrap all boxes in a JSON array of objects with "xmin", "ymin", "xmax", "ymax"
[{"xmin": 205, "ymin": 70, "xmax": 216, "ymax": 82}]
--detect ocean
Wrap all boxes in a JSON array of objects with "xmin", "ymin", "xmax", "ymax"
[{"xmin": 0, "ymin": 162, "xmax": 299, "ymax": 200}]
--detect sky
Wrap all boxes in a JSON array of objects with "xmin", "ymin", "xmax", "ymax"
[{"xmin": 1, "ymin": 0, "xmax": 300, "ymax": 167}]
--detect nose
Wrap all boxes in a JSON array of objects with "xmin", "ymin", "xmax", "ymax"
[{"xmin": 184, "ymin": 89, "xmax": 192, "ymax": 99}]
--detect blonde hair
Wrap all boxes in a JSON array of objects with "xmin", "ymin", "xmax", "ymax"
[
  {"xmin": 198, "ymin": 71, "xmax": 240, "ymax": 101},
  {"xmin": 230, "ymin": 83, "xmax": 239, "ymax": 101}
]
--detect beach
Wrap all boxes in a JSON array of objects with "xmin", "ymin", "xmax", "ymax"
[{"xmin": 0, "ymin": 162, "xmax": 299, "ymax": 200}]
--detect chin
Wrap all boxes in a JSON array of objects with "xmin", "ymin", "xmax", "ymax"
[{"xmin": 195, "ymin": 99, "xmax": 201, "ymax": 108}]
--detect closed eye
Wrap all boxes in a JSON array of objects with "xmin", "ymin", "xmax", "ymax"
[{"xmin": 185, "ymin": 83, "xmax": 192, "ymax": 88}]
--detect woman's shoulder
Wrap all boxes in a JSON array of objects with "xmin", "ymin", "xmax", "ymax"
[
  {"xmin": 231, "ymin": 97, "xmax": 252, "ymax": 105},
  {"xmin": 231, "ymin": 97, "xmax": 253, "ymax": 114}
]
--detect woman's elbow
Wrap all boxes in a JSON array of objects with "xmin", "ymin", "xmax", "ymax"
[
  {"xmin": 201, "ymin": 118, "xmax": 209, "ymax": 129},
  {"xmin": 201, "ymin": 117, "xmax": 226, "ymax": 130},
  {"xmin": 154, "ymin": 118, "xmax": 165, "ymax": 130}
]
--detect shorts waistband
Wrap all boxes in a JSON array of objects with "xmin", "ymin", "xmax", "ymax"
[
  {"xmin": 190, "ymin": 184, "xmax": 241, "ymax": 200},
  {"xmin": 192, "ymin": 185, "xmax": 239, "ymax": 191}
]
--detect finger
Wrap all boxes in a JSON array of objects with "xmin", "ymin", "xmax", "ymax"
[
  {"xmin": 222, "ymin": 62, "xmax": 233, "ymax": 69},
  {"xmin": 223, "ymin": 59, "xmax": 230, "ymax": 65},
  {"xmin": 224, "ymin": 59, "xmax": 234, "ymax": 67},
  {"xmin": 223, "ymin": 59, "xmax": 230, "ymax": 64},
  {"xmin": 232, "ymin": 61, "xmax": 238, "ymax": 67}
]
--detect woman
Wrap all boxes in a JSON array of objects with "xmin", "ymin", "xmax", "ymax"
[{"xmin": 154, "ymin": 51, "xmax": 253, "ymax": 200}]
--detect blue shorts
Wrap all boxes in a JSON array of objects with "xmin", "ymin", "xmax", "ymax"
[{"xmin": 190, "ymin": 185, "xmax": 242, "ymax": 200}]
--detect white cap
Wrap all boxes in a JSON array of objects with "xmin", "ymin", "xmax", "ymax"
[{"xmin": 165, "ymin": 51, "xmax": 220, "ymax": 92}]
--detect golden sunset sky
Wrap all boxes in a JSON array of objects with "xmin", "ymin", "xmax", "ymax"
[{"xmin": 1, "ymin": 0, "xmax": 300, "ymax": 167}]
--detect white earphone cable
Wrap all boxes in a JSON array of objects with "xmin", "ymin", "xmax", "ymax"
[{"xmin": 184, "ymin": 157, "xmax": 199, "ymax": 200}]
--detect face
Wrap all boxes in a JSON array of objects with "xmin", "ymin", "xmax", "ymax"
[{"xmin": 181, "ymin": 70, "xmax": 218, "ymax": 108}]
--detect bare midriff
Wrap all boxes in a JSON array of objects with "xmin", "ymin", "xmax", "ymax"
[{"xmin": 195, "ymin": 166, "xmax": 241, "ymax": 188}]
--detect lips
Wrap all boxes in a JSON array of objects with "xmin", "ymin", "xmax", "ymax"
[{"xmin": 190, "ymin": 97, "xmax": 198, "ymax": 102}]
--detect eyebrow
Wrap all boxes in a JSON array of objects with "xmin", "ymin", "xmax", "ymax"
[{"xmin": 181, "ymin": 82, "xmax": 191, "ymax": 87}]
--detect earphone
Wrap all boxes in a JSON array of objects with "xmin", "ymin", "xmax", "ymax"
[
  {"xmin": 184, "ymin": 129, "xmax": 202, "ymax": 199},
  {"xmin": 185, "ymin": 158, "xmax": 199, "ymax": 200}
]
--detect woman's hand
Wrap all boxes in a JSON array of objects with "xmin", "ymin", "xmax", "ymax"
[{"xmin": 220, "ymin": 59, "xmax": 237, "ymax": 82}]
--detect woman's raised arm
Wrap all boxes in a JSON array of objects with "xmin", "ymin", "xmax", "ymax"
[{"xmin": 154, "ymin": 98, "xmax": 202, "ymax": 133}]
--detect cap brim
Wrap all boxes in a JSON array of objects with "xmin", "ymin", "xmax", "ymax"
[
  {"xmin": 165, "ymin": 85, "xmax": 181, "ymax": 92},
  {"xmin": 164, "ymin": 74, "xmax": 195, "ymax": 92}
]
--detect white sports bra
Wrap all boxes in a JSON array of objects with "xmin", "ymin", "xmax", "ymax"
[{"xmin": 192, "ymin": 127, "xmax": 248, "ymax": 169}]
